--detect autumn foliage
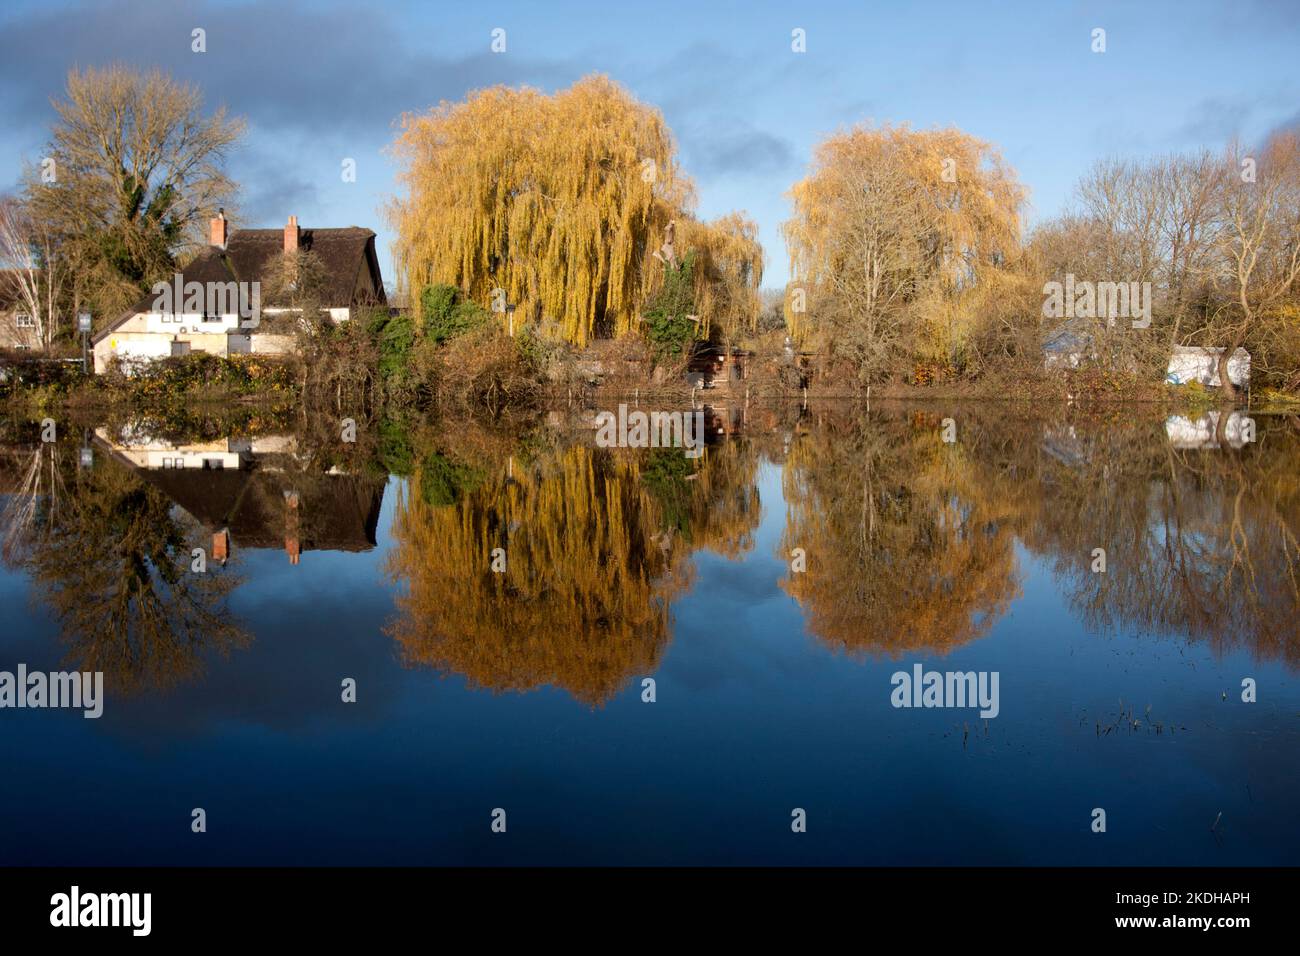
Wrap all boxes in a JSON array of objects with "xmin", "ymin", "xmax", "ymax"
[
  {"xmin": 388, "ymin": 75, "xmax": 762, "ymax": 348},
  {"xmin": 782, "ymin": 124, "xmax": 1029, "ymax": 382}
]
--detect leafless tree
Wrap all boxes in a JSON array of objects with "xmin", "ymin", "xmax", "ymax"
[{"xmin": 0, "ymin": 196, "xmax": 70, "ymax": 349}]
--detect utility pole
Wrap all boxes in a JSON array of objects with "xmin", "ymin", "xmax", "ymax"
[{"xmin": 77, "ymin": 311, "xmax": 92, "ymax": 374}]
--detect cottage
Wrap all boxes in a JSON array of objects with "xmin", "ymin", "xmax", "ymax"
[{"xmin": 91, "ymin": 213, "xmax": 385, "ymax": 373}]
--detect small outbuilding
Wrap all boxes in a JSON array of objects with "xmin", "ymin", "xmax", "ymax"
[{"xmin": 1165, "ymin": 346, "xmax": 1250, "ymax": 389}]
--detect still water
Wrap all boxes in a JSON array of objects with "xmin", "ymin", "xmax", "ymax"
[{"xmin": 1, "ymin": 403, "xmax": 1297, "ymax": 865}]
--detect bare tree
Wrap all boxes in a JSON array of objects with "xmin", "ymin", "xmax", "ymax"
[
  {"xmin": 0, "ymin": 196, "xmax": 69, "ymax": 349},
  {"xmin": 1213, "ymin": 134, "xmax": 1300, "ymax": 399},
  {"xmin": 784, "ymin": 125, "xmax": 1024, "ymax": 383},
  {"xmin": 25, "ymin": 65, "xmax": 245, "ymax": 321}
]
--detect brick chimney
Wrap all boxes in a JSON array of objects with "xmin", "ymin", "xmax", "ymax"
[
  {"xmin": 212, "ymin": 528, "xmax": 230, "ymax": 565},
  {"xmin": 210, "ymin": 209, "xmax": 228, "ymax": 248},
  {"xmin": 284, "ymin": 490, "xmax": 300, "ymax": 565},
  {"xmin": 283, "ymin": 214, "xmax": 299, "ymax": 254}
]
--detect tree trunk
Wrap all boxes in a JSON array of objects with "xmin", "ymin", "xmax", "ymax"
[{"xmin": 1217, "ymin": 329, "xmax": 1247, "ymax": 403}]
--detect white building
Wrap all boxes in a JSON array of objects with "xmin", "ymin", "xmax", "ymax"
[
  {"xmin": 91, "ymin": 213, "xmax": 386, "ymax": 374},
  {"xmin": 1165, "ymin": 346, "xmax": 1250, "ymax": 389}
]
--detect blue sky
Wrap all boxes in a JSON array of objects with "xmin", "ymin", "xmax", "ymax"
[{"xmin": 2, "ymin": 0, "xmax": 1297, "ymax": 289}]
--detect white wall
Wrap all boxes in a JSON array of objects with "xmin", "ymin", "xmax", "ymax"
[{"xmin": 1166, "ymin": 349, "xmax": 1250, "ymax": 387}]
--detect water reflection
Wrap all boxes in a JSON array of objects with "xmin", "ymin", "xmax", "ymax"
[
  {"xmin": 1, "ymin": 406, "xmax": 1297, "ymax": 700},
  {"xmin": 779, "ymin": 410, "xmax": 1023, "ymax": 656},
  {"xmin": 0, "ymin": 434, "xmax": 249, "ymax": 692},
  {"xmin": 1023, "ymin": 413, "xmax": 1300, "ymax": 665},
  {"xmin": 93, "ymin": 426, "xmax": 386, "ymax": 563},
  {"xmin": 385, "ymin": 422, "xmax": 761, "ymax": 704}
]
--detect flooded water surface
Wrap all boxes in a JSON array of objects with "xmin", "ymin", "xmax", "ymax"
[{"xmin": 1, "ymin": 403, "xmax": 1297, "ymax": 865}]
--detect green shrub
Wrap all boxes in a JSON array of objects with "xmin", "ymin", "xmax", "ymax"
[
  {"xmin": 641, "ymin": 447, "xmax": 695, "ymax": 539},
  {"xmin": 377, "ymin": 312, "xmax": 415, "ymax": 380},
  {"xmin": 419, "ymin": 451, "xmax": 485, "ymax": 506},
  {"xmin": 420, "ymin": 283, "xmax": 490, "ymax": 344},
  {"xmin": 644, "ymin": 252, "xmax": 699, "ymax": 361}
]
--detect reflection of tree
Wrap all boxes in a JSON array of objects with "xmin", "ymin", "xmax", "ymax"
[
  {"xmin": 777, "ymin": 405, "xmax": 1300, "ymax": 667},
  {"xmin": 0, "ymin": 443, "xmax": 69, "ymax": 566},
  {"xmin": 386, "ymin": 438, "xmax": 761, "ymax": 705},
  {"xmin": 641, "ymin": 439, "xmax": 761, "ymax": 559},
  {"xmin": 5, "ymin": 448, "xmax": 249, "ymax": 692},
  {"xmin": 1024, "ymin": 415, "xmax": 1300, "ymax": 667},
  {"xmin": 779, "ymin": 411, "xmax": 1023, "ymax": 656}
]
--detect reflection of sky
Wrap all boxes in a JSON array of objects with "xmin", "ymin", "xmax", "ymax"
[{"xmin": 1, "ymin": 458, "xmax": 1298, "ymax": 866}]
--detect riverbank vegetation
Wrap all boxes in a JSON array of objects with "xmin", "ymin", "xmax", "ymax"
[{"xmin": 3, "ymin": 66, "xmax": 1297, "ymax": 413}]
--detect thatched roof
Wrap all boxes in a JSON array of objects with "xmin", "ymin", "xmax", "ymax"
[
  {"xmin": 94, "ymin": 438, "xmax": 385, "ymax": 554},
  {"xmin": 93, "ymin": 225, "xmax": 386, "ymax": 343}
]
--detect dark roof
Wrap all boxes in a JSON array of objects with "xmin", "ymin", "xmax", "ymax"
[
  {"xmin": 224, "ymin": 227, "xmax": 383, "ymax": 307},
  {"xmin": 93, "ymin": 438, "xmax": 386, "ymax": 553},
  {"xmin": 93, "ymin": 226, "xmax": 386, "ymax": 343},
  {"xmin": 1042, "ymin": 318, "xmax": 1091, "ymax": 353}
]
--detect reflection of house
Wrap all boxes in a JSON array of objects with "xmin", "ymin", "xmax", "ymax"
[
  {"xmin": 1166, "ymin": 412, "xmax": 1251, "ymax": 449},
  {"xmin": 0, "ymin": 272, "xmax": 42, "ymax": 350},
  {"xmin": 1041, "ymin": 425, "xmax": 1086, "ymax": 467},
  {"xmin": 93, "ymin": 429, "xmax": 385, "ymax": 563},
  {"xmin": 1165, "ymin": 346, "xmax": 1250, "ymax": 389},
  {"xmin": 91, "ymin": 212, "xmax": 386, "ymax": 373}
]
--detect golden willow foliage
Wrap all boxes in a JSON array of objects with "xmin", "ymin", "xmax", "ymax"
[
  {"xmin": 782, "ymin": 124, "xmax": 1025, "ymax": 373},
  {"xmin": 779, "ymin": 414, "xmax": 1024, "ymax": 655},
  {"xmin": 384, "ymin": 439, "xmax": 761, "ymax": 705},
  {"xmin": 678, "ymin": 213, "xmax": 764, "ymax": 343},
  {"xmin": 388, "ymin": 75, "xmax": 762, "ymax": 347}
]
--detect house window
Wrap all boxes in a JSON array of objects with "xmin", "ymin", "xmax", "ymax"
[
  {"xmin": 162, "ymin": 457, "xmax": 184, "ymax": 469},
  {"xmin": 15, "ymin": 312, "xmax": 35, "ymax": 328}
]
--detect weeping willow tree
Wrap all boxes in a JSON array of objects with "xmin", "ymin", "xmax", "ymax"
[
  {"xmin": 782, "ymin": 123, "xmax": 1025, "ymax": 380},
  {"xmin": 679, "ymin": 212, "xmax": 764, "ymax": 344},
  {"xmin": 385, "ymin": 434, "xmax": 761, "ymax": 704},
  {"xmin": 386, "ymin": 445, "xmax": 685, "ymax": 704},
  {"xmin": 388, "ymin": 74, "xmax": 762, "ymax": 347}
]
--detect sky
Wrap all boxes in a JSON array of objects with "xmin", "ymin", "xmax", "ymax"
[{"xmin": 1, "ymin": 0, "xmax": 1297, "ymax": 290}]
